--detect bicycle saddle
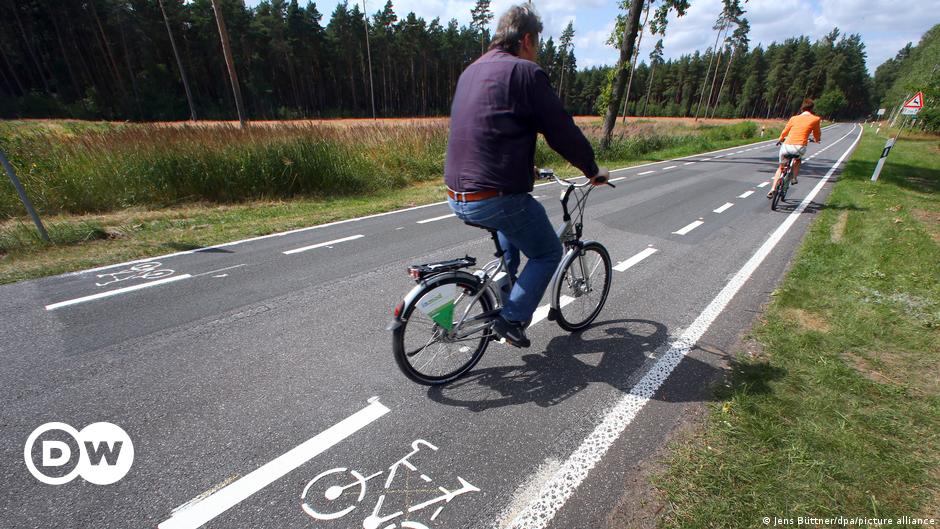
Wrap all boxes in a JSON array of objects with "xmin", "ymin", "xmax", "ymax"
[{"xmin": 463, "ymin": 221, "xmax": 498, "ymax": 234}]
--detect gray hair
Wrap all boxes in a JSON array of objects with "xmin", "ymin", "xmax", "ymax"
[{"xmin": 489, "ymin": 4, "xmax": 543, "ymax": 55}]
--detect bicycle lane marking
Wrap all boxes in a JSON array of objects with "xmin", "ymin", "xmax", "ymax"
[
  {"xmin": 159, "ymin": 398, "xmax": 391, "ymax": 529},
  {"xmin": 45, "ymin": 274, "xmax": 192, "ymax": 311},
  {"xmin": 501, "ymin": 124, "xmax": 862, "ymax": 529}
]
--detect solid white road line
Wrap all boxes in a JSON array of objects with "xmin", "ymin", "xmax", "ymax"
[
  {"xmin": 713, "ymin": 202, "xmax": 734, "ymax": 214},
  {"xmin": 613, "ymin": 248, "xmax": 658, "ymax": 272},
  {"xmin": 673, "ymin": 220, "xmax": 704, "ymax": 235},
  {"xmin": 757, "ymin": 182, "xmax": 770, "ymax": 188},
  {"xmin": 663, "ymin": 165, "xmax": 677, "ymax": 170},
  {"xmin": 738, "ymin": 190, "xmax": 755, "ymax": 198},
  {"xmin": 503, "ymin": 124, "xmax": 862, "ymax": 529},
  {"xmin": 637, "ymin": 170, "xmax": 655, "ymax": 176},
  {"xmin": 416, "ymin": 213, "xmax": 456, "ymax": 224},
  {"xmin": 45, "ymin": 275, "xmax": 191, "ymax": 311},
  {"xmin": 159, "ymin": 399, "xmax": 390, "ymax": 529},
  {"xmin": 282, "ymin": 234, "xmax": 364, "ymax": 255}
]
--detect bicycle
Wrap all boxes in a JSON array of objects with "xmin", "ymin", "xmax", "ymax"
[
  {"xmin": 770, "ymin": 139, "xmax": 815, "ymax": 211},
  {"xmin": 389, "ymin": 170, "xmax": 614, "ymax": 385}
]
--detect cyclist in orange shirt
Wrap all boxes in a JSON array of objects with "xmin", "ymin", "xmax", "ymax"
[{"xmin": 768, "ymin": 98, "xmax": 821, "ymax": 198}]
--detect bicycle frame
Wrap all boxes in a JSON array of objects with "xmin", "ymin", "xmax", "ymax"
[{"xmin": 448, "ymin": 174, "xmax": 603, "ymax": 336}]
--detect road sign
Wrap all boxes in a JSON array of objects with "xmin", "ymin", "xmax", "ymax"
[
  {"xmin": 901, "ymin": 92, "xmax": 924, "ymax": 115},
  {"xmin": 877, "ymin": 108, "xmax": 886, "ymax": 116},
  {"xmin": 903, "ymin": 92, "xmax": 924, "ymax": 110}
]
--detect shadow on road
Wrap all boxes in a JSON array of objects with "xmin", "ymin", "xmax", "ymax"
[{"xmin": 426, "ymin": 318, "xmax": 740, "ymax": 412}]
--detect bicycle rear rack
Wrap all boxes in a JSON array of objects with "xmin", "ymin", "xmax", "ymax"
[{"xmin": 407, "ymin": 256, "xmax": 477, "ymax": 281}]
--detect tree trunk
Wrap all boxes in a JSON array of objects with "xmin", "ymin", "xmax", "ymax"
[
  {"xmin": 694, "ymin": 25, "xmax": 724, "ymax": 120},
  {"xmin": 88, "ymin": 0, "xmax": 125, "ymax": 94},
  {"xmin": 709, "ymin": 46, "xmax": 736, "ymax": 119},
  {"xmin": 50, "ymin": 12, "xmax": 82, "ymax": 99},
  {"xmin": 703, "ymin": 45, "xmax": 724, "ymax": 119},
  {"xmin": 210, "ymin": 0, "xmax": 247, "ymax": 127},
  {"xmin": 158, "ymin": 0, "xmax": 197, "ymax": 120},
  {"xmin": 642, "ymin": 61, "xmax": 656, "ymax": 117},
  {"xmin": 620, "ymin": 0, "xmax": 651, "ymax": 123},
  {"xmin": 0, "ymin": 40, "xmax": 26, "ymax": 95},
  {"xmin": 11, "ymin": 1, "xmax": 51, "ymax": 93},
  {"xmin": 601, "ymin": 0, "xmax": 644, "ymax": 150}
]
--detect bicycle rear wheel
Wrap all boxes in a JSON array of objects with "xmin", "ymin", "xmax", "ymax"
[
  {"xmin": 393, "ymin": 275, "xmax": 494, "ymax": 385},
  {"xmin": 552, "ymin": 241, "xmax": 612, "ymax": 331},
  {"xmin": 771, "ymin": 176, "xmax": 785, "ymax": 210}
]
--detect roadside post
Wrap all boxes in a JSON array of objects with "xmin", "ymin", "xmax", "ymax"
[
  {"xmin": 872, "ymin": 93, "xmax": 924, "ymax": 182},
  {"xmin": 0, "ymin": 149, "xmax": 50, "ymax": 242},
  {"xmin": 870, "ymin": 137, "xmax": 896, "ymax": 182}
]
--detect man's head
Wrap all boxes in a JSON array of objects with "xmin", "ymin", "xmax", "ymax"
[
  {"xmin": 489, "ymin": 4, "xmax": 543, "ymax": 61},
  {"xmin": 800, "ymin": 98, "xmax": 815, "ymax": 113}
]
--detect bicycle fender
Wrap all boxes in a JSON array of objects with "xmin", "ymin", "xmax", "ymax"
[
  {"xmin": 387, "ymin": 271, "xmax": 483, "ymax": 331},
  {"xmin": 548, "ymin": 244, "xmax": 583, "ymax": 310}
]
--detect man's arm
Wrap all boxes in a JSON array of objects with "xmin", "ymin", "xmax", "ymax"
[
  {"xmin": 813, "ymin": 118, "xmax": 822, "ymax": 142},
  {"xmin": 527, "ymin": 68, "xmax": 599, "ymax": 178},
  {"xmin": 779, "ymin": 117, "xmax": 794, "ymax": 143}
]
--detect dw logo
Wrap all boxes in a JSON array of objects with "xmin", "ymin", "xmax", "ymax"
[{"xmin": 24, "ymin": 422, "xmax": 134, "ymax": 485}]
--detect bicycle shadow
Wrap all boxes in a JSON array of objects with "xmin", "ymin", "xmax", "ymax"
[{"xmin": 426, "ymin": 318, "xmax": 728, "ymax": 412}]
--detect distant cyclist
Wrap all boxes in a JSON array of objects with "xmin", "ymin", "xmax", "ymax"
[
  {"xmin": 444, "ymin": 4, "xmax": 609, "ymax": 348},
  {"xmin": 768, "ymin": 98, "xmax": 821, "ymax": 198}
]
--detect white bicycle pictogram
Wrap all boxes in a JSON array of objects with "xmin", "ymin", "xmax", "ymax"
[
  {"xmin": 300, "ymin": 439, "xmax": 479, "ymax": 529},
  {"xmin": 95, "ymin": 262, "xmax": 175, "ymax": 287}
]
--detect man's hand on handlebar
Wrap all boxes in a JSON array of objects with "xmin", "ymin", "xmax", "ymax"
[{"xmin": 591, "ymin": 167, "xmax": 611, "ymax": 187}]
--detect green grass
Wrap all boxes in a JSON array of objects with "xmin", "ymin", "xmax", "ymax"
[
  {"xmin": 0, "ymin": 119, "xmax": 782, "ymax": 284},
  {"xmin": 655, "ymin": 127, "xmax": 940, "ymax": 528}
]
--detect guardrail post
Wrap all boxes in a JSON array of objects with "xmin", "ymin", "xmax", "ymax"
[{"xmin": 1, "ymin": 149, "xmax": 50, "ymax": 242}]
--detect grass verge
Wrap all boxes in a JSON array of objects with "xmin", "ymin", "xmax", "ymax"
[
  {"xmin": 655, "ymin": 127, "xmax": 940, "ymax": 528},
  {"xmin": 0, "ymin": 119, "xmax": 782, "ymax": 284}
]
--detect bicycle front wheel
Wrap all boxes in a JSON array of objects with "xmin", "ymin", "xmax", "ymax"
[
  {"xmin": 393, "ymin": 275, "xmax": 494, "ymax": 385},
  {"xmin": 552, "ymin": 241, "xmax": 612, "ymax": 331}
]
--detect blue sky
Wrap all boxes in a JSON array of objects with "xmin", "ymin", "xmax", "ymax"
[{"xmin": 244, "ymin": 0, "xmax": 940, "ymax": 73}]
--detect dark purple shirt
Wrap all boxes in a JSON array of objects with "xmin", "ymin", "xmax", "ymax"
[{"xmin": 444, "ymin": 50, "xmax": 598, "ymax": 194}]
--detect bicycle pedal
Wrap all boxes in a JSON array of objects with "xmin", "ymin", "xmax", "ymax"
[{"xmin": 546, "ymin": 308, "xmax": 559, "ymax": 322}]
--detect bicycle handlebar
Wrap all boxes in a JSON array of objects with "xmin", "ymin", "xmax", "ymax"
[{"xmin": 542, "ymin": 169, "xmax": 616, "ymax": 189}]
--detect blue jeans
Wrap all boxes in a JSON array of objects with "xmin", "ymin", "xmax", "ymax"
[{"xmin": 448, "ymin": 194, "xmax": 563, "ymax": 323}]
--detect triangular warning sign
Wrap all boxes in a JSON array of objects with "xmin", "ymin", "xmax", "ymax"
[{"xmin": 903, "ymin": 92, "xmax": 924, "ymax": 109}]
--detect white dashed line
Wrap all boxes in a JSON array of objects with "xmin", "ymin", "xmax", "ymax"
[
  {"xmin": 663, "ymin": 165, "xmax": 677, "ymax": 170},
  {"xmin": 45, "ymin": 274, "xmax": 192, "ymax": 311},
  {"xmin": 283, "ymin": 234, "xmax": 364, "ymax": 255},
  {"xmin": 609, "ymin": 177, "xmax": 626, "ymax": 182},
  {"xmin": 738, "ymin": 190, "xmax": 755, "ymax": 198},
  {"xmin": 614, "ymin": 247, "xmax": 658, "ymax": 272},
  {"xmin": 701, "ymin": 158, "xmax": 712, "ymax": 161},
  {"xmin": 416, "ymin": 213, "xmax": 456, "ymax": 224},
  {"xmin": 757, "ymin": 182, "xmax": 770, "ymax": 188},
  {"xmin": 673, "ymin": 220, "xmax": 704, "ymax": 235},
  {"xmin": 683, "ymin": 162, "xmax": 696, "ymax": 165},
  {"xmin": 713, "ymin": 202, "xmax": 734, "ymax": 214},
  {"xmin": 638, "ymin": 170, "xmax": 655, "ymax": 176}
]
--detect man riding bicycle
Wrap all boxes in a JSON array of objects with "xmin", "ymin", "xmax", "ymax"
[
  {"xmin": 768, "ymin": 98, "xmax": 821, "ymax": 198},
  {"xmin": 444, "ymin": 4, "xmax": 609, "ymax": 348}
]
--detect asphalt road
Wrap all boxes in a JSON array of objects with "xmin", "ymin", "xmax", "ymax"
[{"xmin": 0, "ymin": 123, "xmax": 862, "ymax": 529}]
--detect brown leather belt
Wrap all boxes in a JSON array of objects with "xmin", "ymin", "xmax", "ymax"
[{"xmin": 447, "ymin": 188, "xmax": 503, "ymax": 202}]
